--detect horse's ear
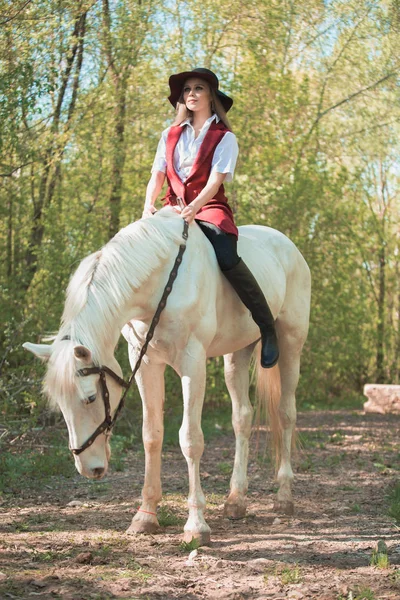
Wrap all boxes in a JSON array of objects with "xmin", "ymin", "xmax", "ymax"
[
  {"xmin": 74, "ymin": 345, "xmax": 92, "ymax": 364},
  {"xmin": 22, "ymin": 342, "xmax": 52, "ymax": 361}
]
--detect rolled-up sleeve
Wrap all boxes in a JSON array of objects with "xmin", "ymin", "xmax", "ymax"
[
  {"xmin": 211, "ymin": 132, "xmax": 239, "ymax": 182},
  {"xmin": 151, "ymin": 128, "xmax": 169, "ymax": 174}
]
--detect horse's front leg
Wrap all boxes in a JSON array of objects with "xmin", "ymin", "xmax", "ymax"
[
  {"xmin": 177, "ymin": 343, "xmax": 210, "ymax": 545},
  {"xmin": 127, "ymin": 358, "xmax": 165, "ymax": 535},
  {"xmin": 223, "ymin": 344, "xmax": 254, "ymax": 519}
]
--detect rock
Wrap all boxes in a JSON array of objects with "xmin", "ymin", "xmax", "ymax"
[
  {"xmin": 272, "ymin": 517, "xmax": 281, "ymax": 525},
  {"xmin": 188, "ymin": 549, "xmax": 198, "ymax": 561},
  {"xmin": 264, "ymin": 586, "xmax": 281, "ymax": 596},
  {"xmin": 363, "ymin": 384, "xmax": 400, "ymax": 414},
  {"xmin": 287, "ymin": 590, "xmax": 305, "ymax": 599},
  {"xmin": 30, "ymin": 579, "xmax": 47, "ymax": 588},
  {"xmin": 74, "ymin": 551, "xmax": 93, "ymax": 564},
  {"xmin": 248, "ymin": 558, "xmax": 270, "ymax": 572},
  {"xmin": 67, "ymin": 500, "xmax": 84, "ymax": 507},
  {"xmin": 185, "ymin": 559, "xmax": 195, "ymax": 567},
  {"xmin": 215, "ymin": 560, "xmax": 224, "ymax": 569}
]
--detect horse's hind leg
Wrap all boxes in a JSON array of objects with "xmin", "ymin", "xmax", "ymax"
[
  {"xmin": 126, "ymin": 357, "xmax": 165, "ymax": 535},
  {"xmin": 273, "ymin": 330, "xmax": 303, "ymax": 515},
  {"xmin": 223, "ymin": 344, "xmax": 255, "ymax": 519}
]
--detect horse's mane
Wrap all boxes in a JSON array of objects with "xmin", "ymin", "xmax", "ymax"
[
  {"xmin": 62, "ymin": 208, "xmax": 184, "ymax": 350},
  {"xmin": 45, "ymin": 209, "xmax": 185, "ymax": 405}
]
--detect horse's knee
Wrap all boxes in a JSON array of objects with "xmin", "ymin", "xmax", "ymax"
[
  {"xmin": 232, "ymin": 405, "xmax": 253, "ymax": 436},
  {"xmin": 179, "ymin": 427, "xmax": 204, "ymax": 459},
  {"xmin": 279, "ymin": 406, "xmax": 296, "ymax": 428},
  {"xmin": 143, "ymin": 437, "xmax": 162, "ymax": 454}
]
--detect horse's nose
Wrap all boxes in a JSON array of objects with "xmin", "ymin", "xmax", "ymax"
[{"xmin": 91, "ymin": 467, "xmax": 105, "ymax": 479}]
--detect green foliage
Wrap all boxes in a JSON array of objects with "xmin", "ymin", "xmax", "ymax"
[
  {"xmin": 280, "ymin": 564, "xmax": 302, "ymax": 585},
  {"xmin": 179, "ymin": 538, "xmax": 200, "ymax": 552},
  {"xmin": 0, "ymin": 446, "xmax": 75, "ymax": 494},
  {"xmin": 370, "ymin": 549, "xmax": 390, "ymax": 569},
  {"xmin": 110, "ymin": 434, "xmax": 136, "ymax": 472},
  {"xmin": 0, "ymin": 0, "xmax": 399, "ymax": 428},
  {"xmin": 263, "ymin": 563, "xmax": 302, "ymax": 585},
  {"xmin": 157, "ymin": 505, "xmax": 184, "ymax": 527},
  {"xmin": 387, "ymin": 481, "xmax": 400, "ymax": 523},
  {"xmin": 217, "ymin": 461, "xmax": 231, "ymax": 475}
]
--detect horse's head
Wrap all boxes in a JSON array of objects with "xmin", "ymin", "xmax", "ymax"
[{"xmin": 23, "ymin": 338, "xmax": 124, "ymax": 480}]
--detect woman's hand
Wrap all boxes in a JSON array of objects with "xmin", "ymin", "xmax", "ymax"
[
  {"xmin": 142, "ymin": 205, "xmax": 157, "ymax": 219},
  {"xmin": 180, "ymin": 204, "xmax": 197, "ymax": 224}
]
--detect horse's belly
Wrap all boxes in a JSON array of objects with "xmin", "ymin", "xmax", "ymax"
[{"xmin": 207, "ymin": 300, "xmax": 260, "ymax": 357}]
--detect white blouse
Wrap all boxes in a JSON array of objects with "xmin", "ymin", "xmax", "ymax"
[{"xmin": 151, "ymin": 114, "xmax": 239, "ymax": 183}]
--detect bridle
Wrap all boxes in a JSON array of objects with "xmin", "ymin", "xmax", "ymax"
[{"xmin": 65, "ymin": 219, "xmax": 189, "ymax": 456}]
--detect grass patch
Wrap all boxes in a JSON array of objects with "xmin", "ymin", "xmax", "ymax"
[
  {"xmin": 370, "ymin": 541, "xmax": 390, "ymax": 569},
  {"xmin": 217, "ymin": 461, "xmax": 231, "ymax": 475},
  {"xmin": 299, "ymin": 393, "xmax": 364, "ymax": 411},
  {"xmin": 179, "ymin": 538, "xmax": 200, "ymax": 552},
  {"xmin": 207, "ymin": 492, "xmax": 225, "ymax": 505},
  {"xmin": 353, "ymin": 588, "xmax": 377, "ymax": 600},
  {"xmin": 387, "ymin": 481, "xmax": 400, "ymax": 523},
  {"xmin": 0, "ymin": 446, "xmax": 75, "ymax": 494},
  {"xmin": 110, "ymin": 434, "xmax": 136, "ymax": 472},
  {"xmin": 162, "ymin": 407, "xmax": 232, "ymax": 447},
  {"xmin": 264, "ymin": 563, "xmax": 302, "ymax": 585},
  {"xmin": 330, "ymin": 430, "xmax": 345, "ymax": 444},
  {"xmin": 157, "ymin": 505, "xmax": 184, "ymax": 527},
  {"xmin": 280, "ymin": 564, "xmax": 302, "ymax": 585},
  {"xmin": 298, "ymin": 431, "xmax": 326, "ymax": 449},
  {"xmin": 326, "ymin": 451, "xmax": 347, "ymax": 467},
  {"xmin": 298, "ymin": 455, "xmax": 315, "ymax": 472}
]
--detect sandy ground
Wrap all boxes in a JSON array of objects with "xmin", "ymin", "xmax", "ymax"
[{"xmin": 1, "ymin": 409, "xmax": 400, "ymax": 600}]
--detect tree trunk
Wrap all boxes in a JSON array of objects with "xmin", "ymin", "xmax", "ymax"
[
  {"xmin": 108, "ymin": 78, "xmax": 127, "ymax": 238},
  {"xmin": 24, "ymin": 11, "xmax": 87, "ymax": 283},
  {"xmin": 7, "ymin": 193, "xmax": 12, "ymax": 278},
  {"xmin": 376, "ymin": 243, "xmax": 385, "ymax": 383}
]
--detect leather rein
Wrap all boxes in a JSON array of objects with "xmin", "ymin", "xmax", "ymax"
[{"xmin": 64, "ymin": 219, "xmax": 189, "ymax": 456}]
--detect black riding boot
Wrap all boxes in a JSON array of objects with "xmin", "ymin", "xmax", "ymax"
[{"xmin": 223, "ymin": 259, "xmax": 279, "ymax": 368}]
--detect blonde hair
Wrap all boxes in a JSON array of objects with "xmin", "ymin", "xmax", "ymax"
[{"xmin": 171, "ymin": 83, "xmax": 232, "ymax": 131}]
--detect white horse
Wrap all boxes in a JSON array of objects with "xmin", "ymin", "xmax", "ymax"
[{"xmin": 23, "ymin": 207, "xmax": 310, "ymax": 545}]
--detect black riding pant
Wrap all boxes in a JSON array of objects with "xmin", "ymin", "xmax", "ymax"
[{"xmin": 197, "ymin": 220, "xmax": 240, "ymax": 271}]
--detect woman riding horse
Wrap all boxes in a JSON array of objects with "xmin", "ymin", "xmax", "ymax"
[{"xmin": 142, "ymin": 68, "xmax": 279, "ymax": 369}]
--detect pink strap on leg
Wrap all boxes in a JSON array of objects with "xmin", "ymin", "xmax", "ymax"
[{"xmin": 137, "ymin": 507, "xmax": 157, "ymax": 517}]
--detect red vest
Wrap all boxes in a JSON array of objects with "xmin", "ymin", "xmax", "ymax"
[{"xmin": 164, "ymin": 121, "xmax": 238, "ymax": 238}]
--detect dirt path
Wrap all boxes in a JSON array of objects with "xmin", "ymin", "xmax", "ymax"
[{"xmin": 1, "ymin": 410, "xmax": 400, "ymax": 600}]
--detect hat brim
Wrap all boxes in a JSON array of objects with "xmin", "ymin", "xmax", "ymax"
[{"xmin": 168, "ymin": 70, "xmax": 233, "ymax": 113}]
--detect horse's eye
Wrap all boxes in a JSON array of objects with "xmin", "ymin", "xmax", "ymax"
[{"xmin": 85, "ymin": 394, "xmax": 96, "ymax": 404}]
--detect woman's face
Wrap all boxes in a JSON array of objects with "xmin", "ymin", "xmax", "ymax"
[{"xmin": 182, "ymin": 78, "xmax": 212, "ymax": 113}]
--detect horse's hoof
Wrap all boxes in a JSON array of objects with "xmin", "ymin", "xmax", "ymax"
[
  {"xmin": 182, "ymin": 530, "xmax": 211, "ymax": 546},
  {"xmin": 224, "ymin": 502, "xmax": 247, "ymax": 520},
  {"xmin": 273, "ymin": 500, "xmax": 294, "ymax": 515},
  {"xmin": 126, "ymin": 519, "xmax": 159, "ymax": 535}
]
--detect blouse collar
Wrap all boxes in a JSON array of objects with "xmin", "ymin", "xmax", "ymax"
[{"xmin": 179, "ymin": 113, "xmax": 220, "ymax": 128}]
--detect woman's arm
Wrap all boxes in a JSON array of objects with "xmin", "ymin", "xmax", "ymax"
[
  {"xmin": 180, "ymin": 171, "xmax": 227, "ymax": 224},
  {"xmin": 142, "ymin": 170, "xmax": 166, "ymax": 218}
]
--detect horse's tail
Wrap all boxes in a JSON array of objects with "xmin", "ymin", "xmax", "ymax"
[{"xmin": 253, "ymin": 341, "xmax": 282, "ymax": 474}]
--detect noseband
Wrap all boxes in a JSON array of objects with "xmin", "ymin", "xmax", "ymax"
[{"xmin": 66, "ymin": 219, "xmax": 189, "ymax": 456}]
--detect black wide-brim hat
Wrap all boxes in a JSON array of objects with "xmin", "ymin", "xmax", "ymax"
[{"xmin": 168, "ymin": 67, "xmax": 233, "ymax": 113}]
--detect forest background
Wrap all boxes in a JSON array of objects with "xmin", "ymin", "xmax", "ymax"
[{"xmin": 0, "ymin": 0, "xmax": 399, "ymax": 449}]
